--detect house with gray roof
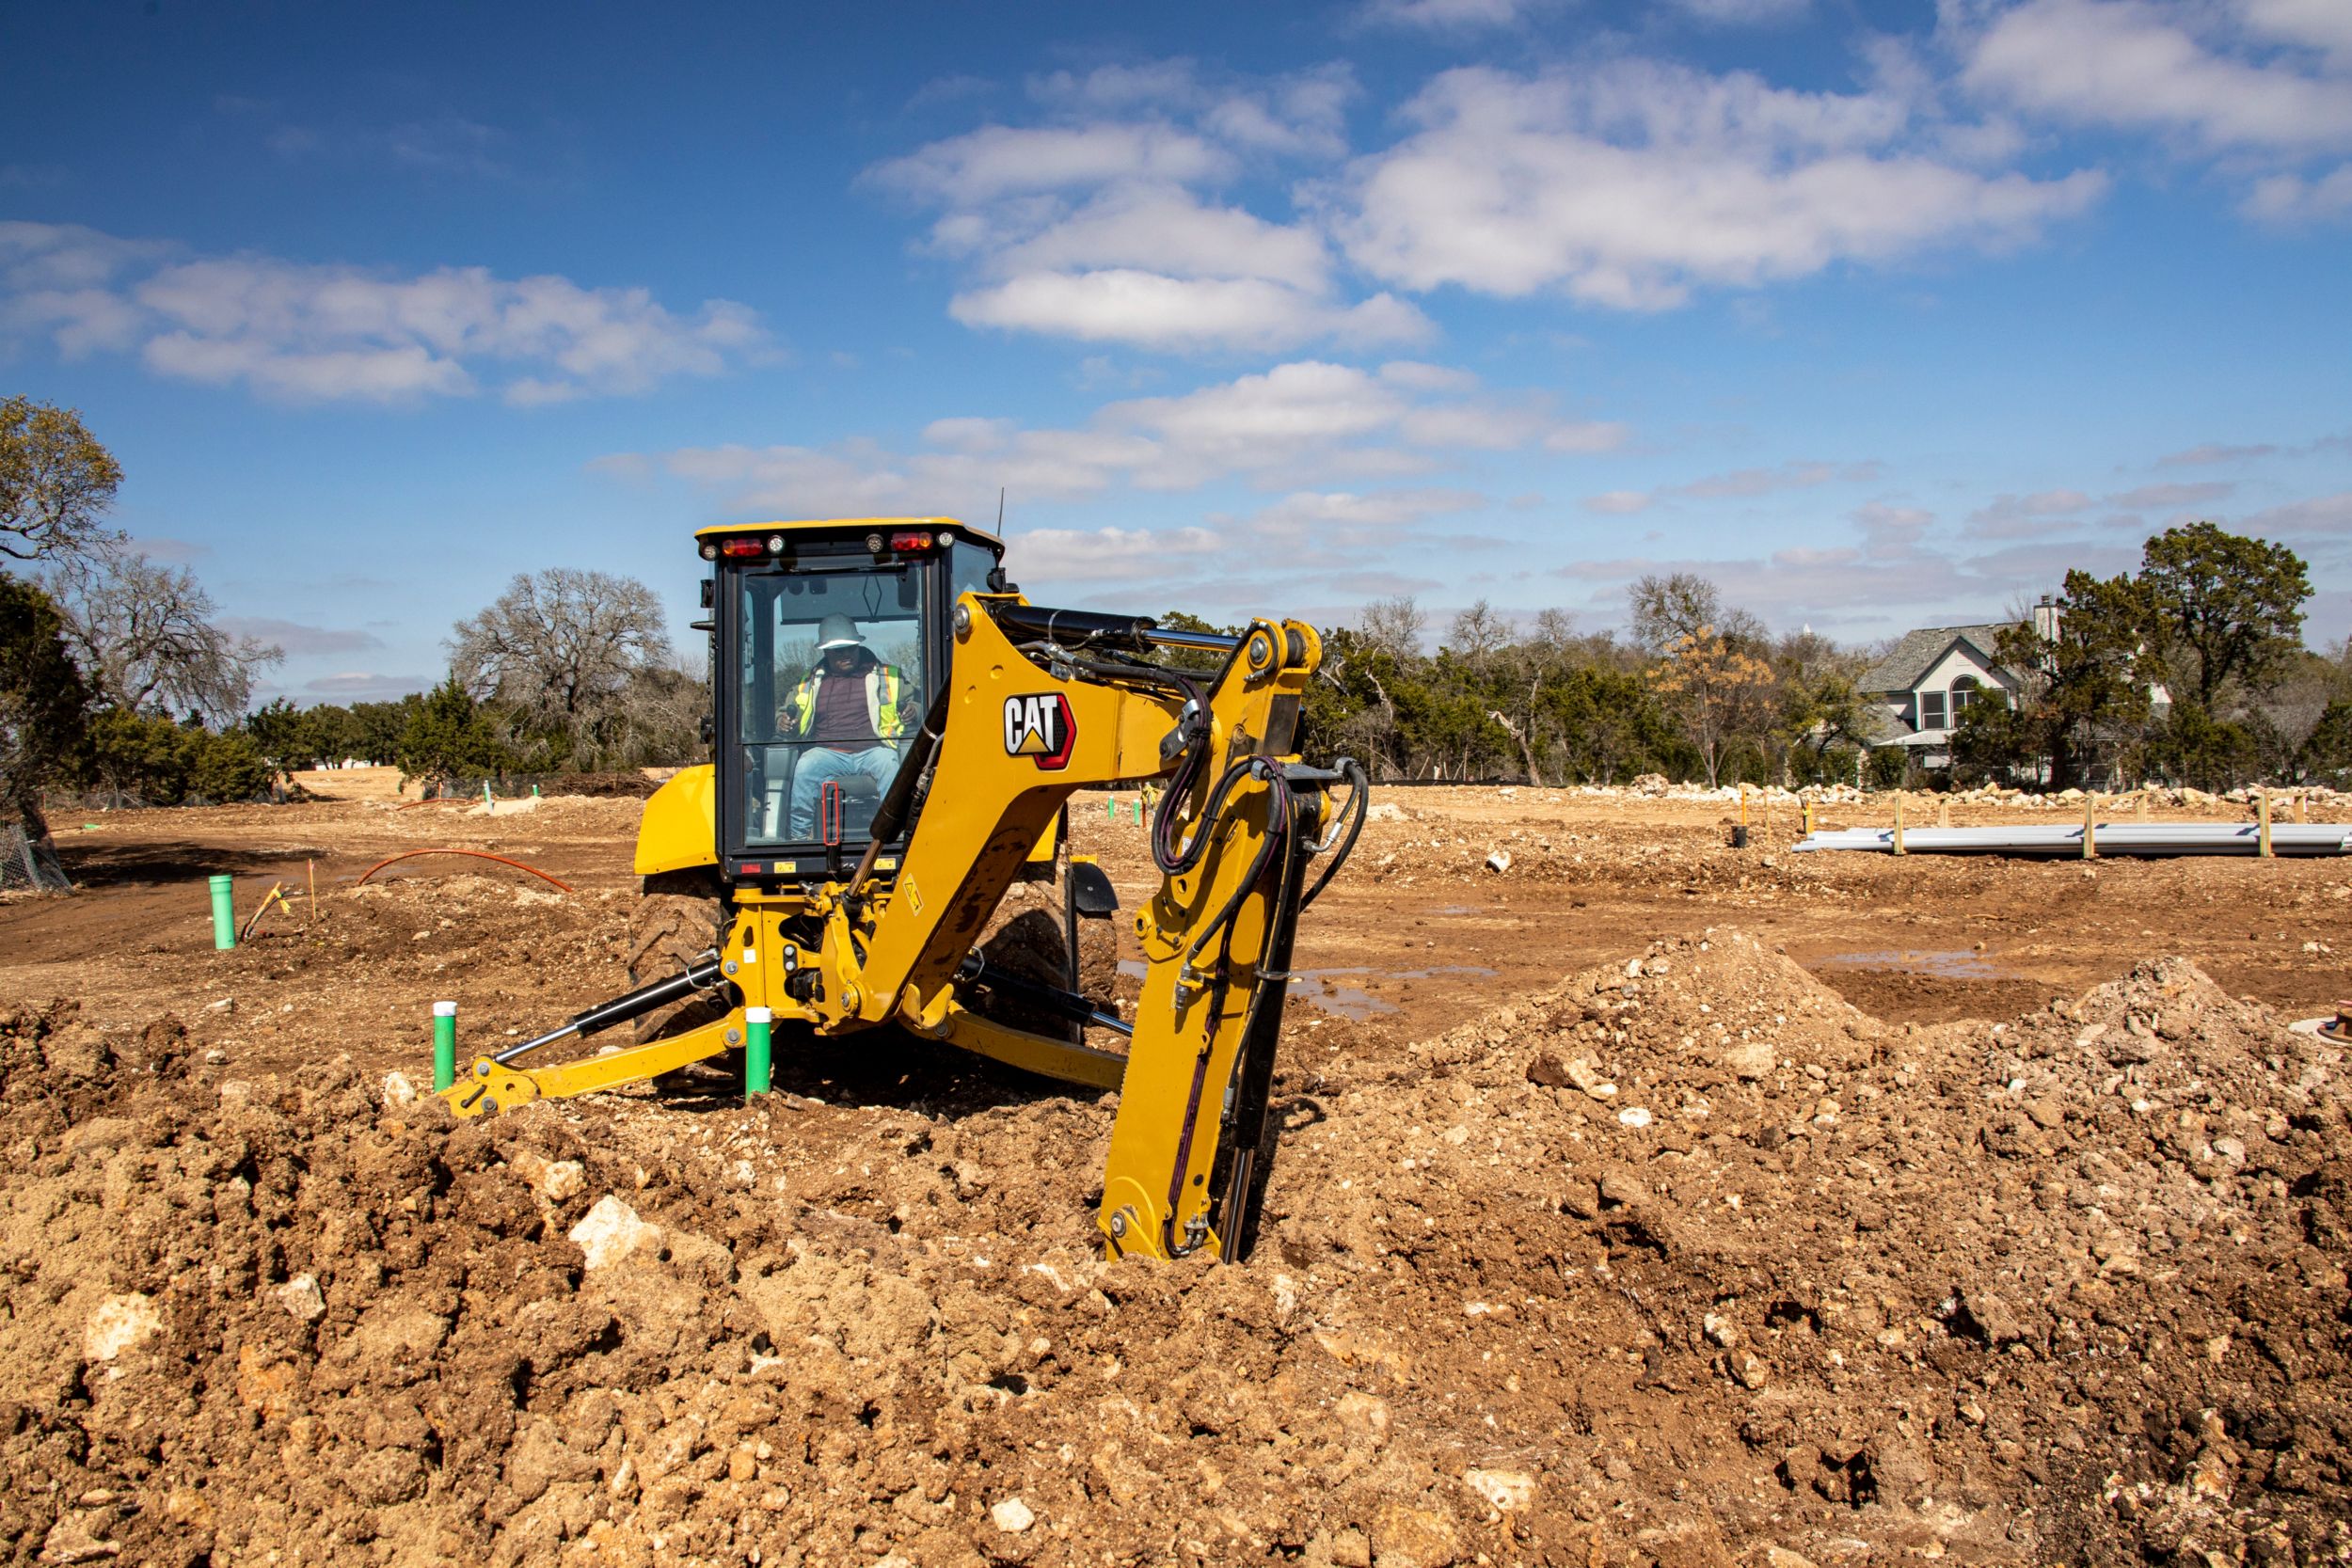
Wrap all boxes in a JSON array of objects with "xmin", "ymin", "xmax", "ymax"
[{"xmin": 1857, "ymin": 610, "xmax": 2044, "ymax": 763}]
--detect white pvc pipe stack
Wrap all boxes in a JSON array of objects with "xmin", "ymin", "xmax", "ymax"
[{"xmin": 1791, "ymin": 823, "xmax": 2352, "ymax": 858}]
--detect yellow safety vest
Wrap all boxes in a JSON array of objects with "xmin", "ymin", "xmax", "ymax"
[{"xmin": 786, "ymin": 664, "xmax": 906, "ymax": 740}]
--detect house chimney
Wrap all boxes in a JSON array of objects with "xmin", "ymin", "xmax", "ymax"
[{"xmin": 2032, "ymin": 594, "xmax": 2060, "ymax": 642}]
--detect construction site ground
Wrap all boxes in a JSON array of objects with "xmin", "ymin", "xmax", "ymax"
[{"xmin": 3, "ymin": 770, "xmax": 2349, "ymax": 1566}]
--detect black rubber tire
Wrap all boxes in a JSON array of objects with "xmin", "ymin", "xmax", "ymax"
[{"xmin": 625, "ymin": 868, "xmax": 732, "ymax": 1043}]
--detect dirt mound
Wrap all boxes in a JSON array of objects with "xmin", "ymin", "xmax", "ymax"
[{"xmin": 2, "ymin": 935, "xmax": 2347, "ymax": 1566}]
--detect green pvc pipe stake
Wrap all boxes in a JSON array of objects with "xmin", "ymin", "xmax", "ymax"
[
  {"xmin": 483, "ymin": 780, "xmax": 494, "ymax": 806},
  {"xmin": 1105, "ymin": 798, "xmax": 1115, "ymax": 821},
  {"xmin": 432, "ymin": 1001, "xmax": 457, "ymax": 1092},
  {"xmin": 208, "ymin": 874, "xmax": 236, "ymax": 951},
  {"xmin": 744, "ymin": 1006, "xmax": 773, "ymax": 1098}
]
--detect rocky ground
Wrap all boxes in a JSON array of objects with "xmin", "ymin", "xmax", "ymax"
[{"xmin": 1, "ymin": 783, "xmax": 2348, "ymax": 1566}]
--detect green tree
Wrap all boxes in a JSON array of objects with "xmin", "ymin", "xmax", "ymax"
[
  {"xmin": 2139, "ymin": 522, "xmax": 2310, "ymax": 711},
  {"xmin": 86, "ymin": 708, "xmax": 271, "ymax": 805},
  {"xmin": 0, "ymin": 396, "xmax": 121, "ymax": 563},
  {"xmin": 0, "ymin": 577, "xmax": 92, "ymax": 847},
  {"xmin": 350, "ymin": 697, "xmax": 423, "ymax": 764},
  {"xmin": 2301, "ymin": 700, "xmax": 2352, "ymax": 786},
  {"xmin": 395, "ymin": 677, "xmax": 512, "ymax": 789},
  {"xmin": 246, "ymin": 698, "xmax": 321, "ymax": 769},
  {"xmin": 1966, "ymin": 571, "xmax": 2153, "ymax": 788}
]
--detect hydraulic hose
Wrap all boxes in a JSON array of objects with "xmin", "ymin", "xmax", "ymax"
[{"xmin": 1301, "ymin": 756, "xmax": 1370, "ymax": 909}]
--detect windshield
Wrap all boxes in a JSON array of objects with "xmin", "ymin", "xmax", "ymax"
[{"xmin": 735, "ymin": 563, "xmax": 926, "ymax": 848}]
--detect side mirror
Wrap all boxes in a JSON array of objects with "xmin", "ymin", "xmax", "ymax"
[
  {"xmin": 1067, "ymin": 858, "xmax": 1118, "ymax": 919},
  {"xmin": 697, "ymin": 715, "xmax": 714, "ymax": 746},
  {"xmin": 700, "ymin": 578, "xmax": 715, "ymax": 609}
]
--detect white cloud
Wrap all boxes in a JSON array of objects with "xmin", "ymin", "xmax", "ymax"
[
  {"xmin": 1671, "ymin": 0, "xmax": 1811, "ymax": 24},
  {"xmin": 950, "ymin": 270, "xmax": 1431, "ymax": 353},
  {"xmin": 872, "ymin": 123, "xmax": 1230, "ymax": 204},
  {"xmin": 304, "ymin": 672, "xmax": 435, "ymax": 699},
  {"xmin": 2157, "ymin": 438, "xmax": 2280, "ymax": 465},
  {"xmin": 0, "ymin": 222, "xmax": 768, "ymax": 405},
  {"xmin": 1674, "ymin": 459, "xmax": 1882, "ymax": 498},
  {"xmin": 983, "ymin": 186, "xmax": 1331, "ymax": 289},
  {"xmin": 617, "ymin": 359, "xmax": 1612, "ymax": 516},
  {"xmin": 870, "ymin": 63, "xmax": 1422, "ymax": 353},
  {"xmin": 2233, "ymin": 489, "xmax": 2352, "ymax": 541},
  {"xmin": 1010, "ymin": 524, "xmax": 1225, "ymax": 583},
  {"xmin": 1851, "ymin": 501, "xmax": 1935, "ymax": 554},
  {"xmin": 1957, "ymin": 0, "xmax": 2352, "ymax": 153},
  {"xmin": 2239, "ymin": 0, "xmax": 2352, "ymax": 61},
  {"xmin": 2243, "ymin": 163, "xmax": 2352, "ymax": 221},
  {"xmin": 1572, "ymin": 458, "xmax": 1876, "ymax": 519},
  {"xmin": 1359, "ymin": 0, "xmax": 1545, "ymax": 28},
  {"xmin": 2107, "ymin": 480, "xmax": 2233, "ymax": 509},
  {"xmin": 994, "ymin": 486, "xmax": 1481, "ymax": 600},
  {"xmin": 216, "ymin": 617, "xmax": 386, "ymax": 657},
  {"xmin": 1228, "ymin": 486, "xmax": 1484, "ymax": 545},
  {"xmin": 1966, "ymin": 488, "xmax": 2097, "ymax": 536},
  {"xmin": 1327, "ymin": 62, "xmax": 2105, "ymax": 308}
]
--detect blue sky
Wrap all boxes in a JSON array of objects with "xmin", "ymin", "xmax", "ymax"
[{"xmin": 4, "ymin": 0, "xmax": 2348, "ymax": 705}]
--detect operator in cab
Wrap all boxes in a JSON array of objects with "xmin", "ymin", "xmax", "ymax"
[{"xmin": 783, "ymin": 613, "xmax": 913, "ymax": 838}]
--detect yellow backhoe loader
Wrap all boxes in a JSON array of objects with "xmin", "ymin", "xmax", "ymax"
[{"xmin": 439, "ymin": 517, "xmax": 1367, "ymax": 1263}]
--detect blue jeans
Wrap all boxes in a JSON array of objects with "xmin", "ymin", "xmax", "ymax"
[{"xmin": 788, "ymin": 745, "xmax": 901, "ymax": 838}]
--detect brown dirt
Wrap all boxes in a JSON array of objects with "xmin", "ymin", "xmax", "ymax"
[{"xmin": 2, "ymin": 787, "xmax": 2349, "ymax": 1565}]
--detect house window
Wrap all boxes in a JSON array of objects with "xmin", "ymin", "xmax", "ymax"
[{"xmin": 1918, "ymin": 689, "xmax": 1948, "ymax": 731}]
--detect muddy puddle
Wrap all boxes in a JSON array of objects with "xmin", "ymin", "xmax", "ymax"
[
  {"xmin": 1815, "ymin": 946, "xmax": 2011, "ymax": 979},
  {"xmin": 1117, "ymin": 958, "xmax": 1499, "ymax": 1020}
]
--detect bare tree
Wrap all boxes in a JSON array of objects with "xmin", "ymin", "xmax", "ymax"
[
  {"xmin": 1359, "ymin": 594, "xmax": 1425, "ymax": 657},
  {"xmin": 1531, "ymin": 607, "xmax": 1576, "ymax": 651},
  {"xmin": 1, "ymin": 397, "xmax": 122, "ymax": 563},
  {"xmin": 45, "ymin": 544, "xmax": 282, "ymax": 721},
  {"xmin": 1628, "ymin": 572, "xmax": 1722, "ymax": 655},
  {"xmin": 1447, "ymin": 598, "xmax": 1511, "ymax": 663},
  {"xmin": 452, "ymin": 568, "xmax": 674, "ymax": 764}
]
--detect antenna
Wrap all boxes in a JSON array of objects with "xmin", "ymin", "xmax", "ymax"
[{"xmin": 996, "ymin": 487, "xmax": 1006, "ymax": 532}]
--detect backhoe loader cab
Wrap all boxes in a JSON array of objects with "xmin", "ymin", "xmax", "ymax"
[{"xmin": 701, "ymin": 518, "xmax": 998, "ymax": 880}]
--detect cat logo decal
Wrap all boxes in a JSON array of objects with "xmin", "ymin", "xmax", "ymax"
[{"xmin": 1003, "ymin": 692, "xmax": 1076, "ymax": 770}]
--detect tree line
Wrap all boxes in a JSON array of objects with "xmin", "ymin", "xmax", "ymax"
[
  {"xmin": 1290, "ymin": 524, "xmax": 2349, "ymax": 792},
  {"xmin": 8, "ymin": 393, "xmax": 2350, "ymax": 866}
]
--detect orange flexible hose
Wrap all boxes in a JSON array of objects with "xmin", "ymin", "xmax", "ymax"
[{"xmin": 355, "ymin": 848, "xmax": 575, "ymax": 894}]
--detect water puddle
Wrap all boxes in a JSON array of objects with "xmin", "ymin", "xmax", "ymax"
[
  {"xmin": 1116, "ymin": 959, "xmax": 1499, "ymax": 1021},
  {"xmin": 1817, "ymin": 948, "xmax": 2012, "ymax": 980}
]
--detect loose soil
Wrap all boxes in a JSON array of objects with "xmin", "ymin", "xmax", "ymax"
[{"xmin": 2, "ymin": 784, "xmax": 2348, "ymax": 1566}]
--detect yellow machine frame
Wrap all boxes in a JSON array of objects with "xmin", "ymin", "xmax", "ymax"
[{"xmin": 442, "ymin": 520, "xmax": 1358, "ymax": 1263}]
